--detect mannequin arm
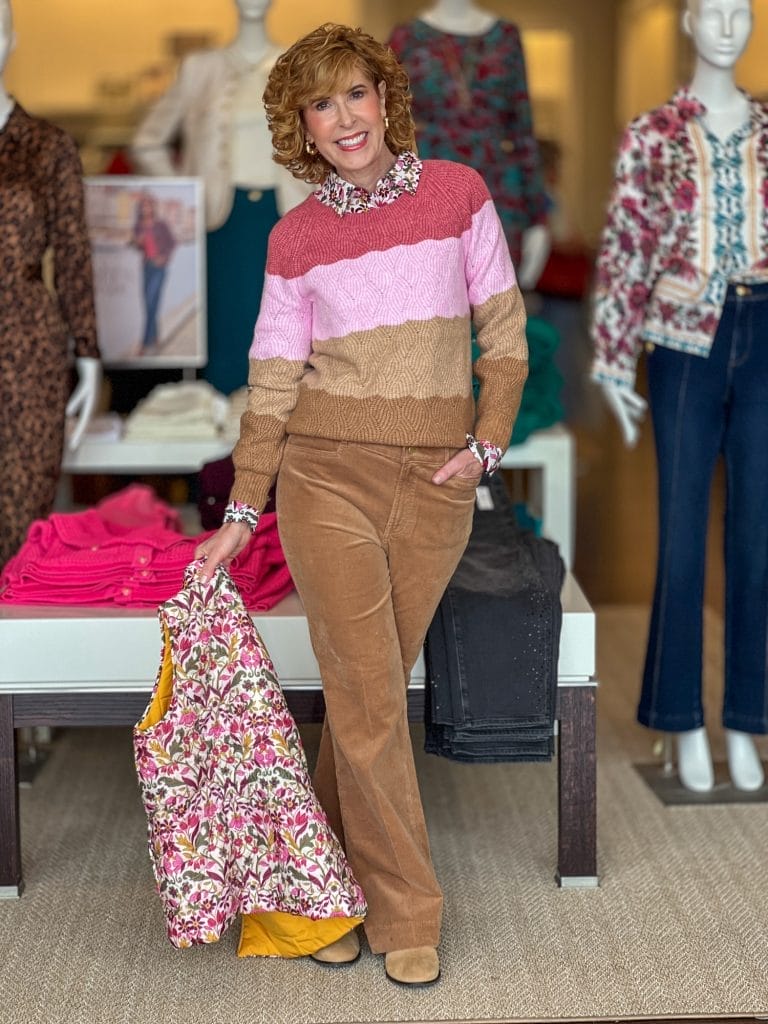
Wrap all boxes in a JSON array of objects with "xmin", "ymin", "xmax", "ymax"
[
  {"xmin": 600, "ymin": 381, "xmax": 647, "ymax": 448},
  {"xmin": 130, "ymin": 58, "xmax": 193, "ymax": 175},
  {"xmin": 65, "ymin": 356, "xmax": 102, "ymax": 451},
  {"xmin": 517, "ymin": 224, "xmax": 551, "ymax": 291}
]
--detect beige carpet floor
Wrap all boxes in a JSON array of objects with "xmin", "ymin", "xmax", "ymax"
[{"xmin": 1, "ymin": 607, "xmax": 767, "ymax": 1024}]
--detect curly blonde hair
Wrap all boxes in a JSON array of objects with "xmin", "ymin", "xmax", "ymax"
[{"xmin": 263, "ymin": 23, "xmax": 416, "ymax": 185}]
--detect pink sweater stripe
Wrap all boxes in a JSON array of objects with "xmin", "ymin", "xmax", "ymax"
[
  {"xmin": 251, "ymin": 201, "xmax": 517, "ymax": 356},
  {"xmin": 464, "ymin": 201, "xmax": 520, "ymax": 308},
  {"xmin": 251, "ymin": 274, "xmax": 312, "ymax": 361}
]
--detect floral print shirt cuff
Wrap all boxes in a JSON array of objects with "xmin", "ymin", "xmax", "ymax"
[
  {"xmin": 223, "ymin": 501, "xmax": 260, "ymax": 533},
  {"xmin": 466, "ymin": 434, "xmax": 504, "ymax": 476}
]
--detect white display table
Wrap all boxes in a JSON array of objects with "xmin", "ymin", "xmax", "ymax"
[
  {"xmin": 0, "ymin": 575, "xmax": 596, "ymax": 899},
  {"xmin": 1, "ymin": 425, "xmax": 595, "ymax": 899}
]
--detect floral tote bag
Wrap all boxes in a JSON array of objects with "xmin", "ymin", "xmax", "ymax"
[{"xmin": 133, "ymin": 561, "xmax": 366, "ymax": 956}]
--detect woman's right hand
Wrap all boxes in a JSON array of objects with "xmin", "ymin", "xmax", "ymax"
[{"xmin": 194, "ymin": 521, "xmax": 253, "ymax": 582}]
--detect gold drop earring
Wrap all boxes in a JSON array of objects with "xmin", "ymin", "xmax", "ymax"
[{"xmin": 305, "ymin": 139, "xmax": 317, "ymax": 156}]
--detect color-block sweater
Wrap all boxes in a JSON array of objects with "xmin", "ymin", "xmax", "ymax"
[{"xmin": 230, "ymin": 159, "xmax": 528, "ymax": 512}]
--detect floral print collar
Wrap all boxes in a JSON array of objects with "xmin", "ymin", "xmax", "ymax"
[
  {"xmin": 315, "ymin": 150, "xmax": 422, "ymax": 216},
  {"xmin": 668, "ymin": 86, "xmax": 764, "ymax": 137}
]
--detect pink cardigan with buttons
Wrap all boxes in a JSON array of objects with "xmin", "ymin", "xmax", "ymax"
[{"xmin": 0, "ymin": 484, "xmax": 292, "ymax": 610}]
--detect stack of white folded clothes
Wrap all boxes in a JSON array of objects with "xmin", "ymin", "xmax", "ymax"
[
  {"xmin": 123, "ymin": 381, "xmax": 228, "ymax": 441},
  {"xmin": 222, "ymin": 386, "xmax": 249, "ymax": 443}
]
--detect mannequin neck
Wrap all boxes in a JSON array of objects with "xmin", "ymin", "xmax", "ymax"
[
  {"xmin": 689, "ymin": 59, "xmax": 743, "ymax": 112},
  {"xmin": 419, "ymin": 0, "xmax": 497, "ymax": 35},
  {"xmin": 229, "ymin": 14, "xmax": 274, "ymax": 66},
  {"xmin": 688, "ymin": 59, "xmax": 750, "ymax": 138}
]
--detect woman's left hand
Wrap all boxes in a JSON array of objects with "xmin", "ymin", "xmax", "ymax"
[{"xmin": 432, "ymin": 448, "xmax": 484, "ymax": 486}]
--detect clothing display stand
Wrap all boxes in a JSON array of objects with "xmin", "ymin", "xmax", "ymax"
[{"xmin": 0, "ymin": 424, "xmax": 595, "ymax": 898}]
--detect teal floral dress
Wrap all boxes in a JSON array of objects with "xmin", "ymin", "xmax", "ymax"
[{"xmin": 388, "ymin": 18, "xmax": 547, "ymax": 265}]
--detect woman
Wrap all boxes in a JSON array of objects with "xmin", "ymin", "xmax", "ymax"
[
  {"xmin": 131, "ymin": 193, "xmax": 175, "ymax": 352},
  {"xmin": 196, "ymin": 22, "xmax": 528, "ymax": 986}
]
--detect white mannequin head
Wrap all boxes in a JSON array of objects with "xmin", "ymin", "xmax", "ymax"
[
  {"xmin": 682, "ymin": 0, "xmax": 752, "ymax": 69},
  {"xmin": 0, "ymin": 1, "xmax": 16, "ymax": 78},
  {"xmin": 235, "ymin": 0, "xmax": 272, "ymax": 20}
]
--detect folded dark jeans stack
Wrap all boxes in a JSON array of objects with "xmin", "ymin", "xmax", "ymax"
[{"xmin": 424, "ymin": 475, "xmax": 565, "ymax": 763}]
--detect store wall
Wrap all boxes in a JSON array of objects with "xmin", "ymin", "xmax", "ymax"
[
  {"xmin": 616, "ymin": 0, "xmax": 680, "ymax": 125},
  {"xmin": 739, "ymin": 0, "xmax": 768, "ymax": 96},
  {"xmin": 5, "ymin": 0, "xmax": 362, "ymax": 112}
]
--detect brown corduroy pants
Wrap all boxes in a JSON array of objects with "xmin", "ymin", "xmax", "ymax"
[{"xmin": 276, "ymin": 436, "xmax": 477, "ymax": 953}]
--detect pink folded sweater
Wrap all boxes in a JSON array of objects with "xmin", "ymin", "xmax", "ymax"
[{"xmin": 0, "ymin": 484, "xmax": 293, "ymax": 610}]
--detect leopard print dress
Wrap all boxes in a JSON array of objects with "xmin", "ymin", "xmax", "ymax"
[{"xmin": 0, "ymin": 104, "xmax": 99, "ymax": 567}]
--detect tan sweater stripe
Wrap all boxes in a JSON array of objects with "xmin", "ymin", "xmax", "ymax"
[
  {"xmin": 301, "ymin": 317, "xmax": 473, "ymax": 400},
  {"xmin": 285, "ymin": 392, "xmax": 477, "ymax": 450}
]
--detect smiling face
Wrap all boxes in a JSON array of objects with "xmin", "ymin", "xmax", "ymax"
[
  {"xmin": 302, "ymin": 69, "xmax": 394, "ymax": 191},
  {"xmin": 683, "ymin": 0, "xmax": 753, "ymax": 68}
]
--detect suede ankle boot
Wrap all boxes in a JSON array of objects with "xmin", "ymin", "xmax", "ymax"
[
  {"xmin": 310, "ymin": 929, "xmax": 360, "ymax": 965},
  {"xmin": 384, "ymin": 946, "xmax": 440, "ymax": 986}
]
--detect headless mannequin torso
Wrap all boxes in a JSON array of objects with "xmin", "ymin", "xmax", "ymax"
[
  {"xmin": 601, "ymin": 0, "xmax": 764, "ymax": 793},
  {"xmin": 131, "ymin": 0, "xmax": 308, "ymax": 395},
  {"xmin": 0, "ymin": 5, "xmax": 99, "ymax": 451},
  {"xmin": 226, "ymin": 0, "xmax": 282, "ymax": 190},
  {"xmin": 415, "ymin": 0, "xmax": 550, "ymax": 288}
]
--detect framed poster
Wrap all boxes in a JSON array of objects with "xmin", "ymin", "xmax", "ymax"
[{"xmin": 84, "ymin": 176, "xmax": 206, "ymax": 368}]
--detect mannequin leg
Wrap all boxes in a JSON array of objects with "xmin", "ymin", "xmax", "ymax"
[
  {"xmin": 142, "ymin": 261, "xmax": 166, "ymax": 348},
  {"xmin": 724, "ymin": 730, "xmax": 765, "ymax": 791},
  {"xmin": 720, "ymin": 282, "xmax": 768, "ymax": 762},
  {"xmin": 676, "ymin": 727, "xmax": 714, "ymax": 792},
  {"xmin": 638, "ymin": 344, "xmax": 725, "ymax": 732}
]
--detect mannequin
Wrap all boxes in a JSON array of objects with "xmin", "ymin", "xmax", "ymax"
[
  {"xmin": 0, "ymin": 0, "xmax": 101, "ymax": 568},
  {"xmin": 592, "ymin": 0, "xmax": 766, "ymax": 792},
  {"xmin": 131, "ymin": 0, "xmax": 309, "ymax": 395},
  {"xmin": 419, "ymin": 0, "xmax": 497, "ymax": 36},
  {"xmin": 388, "ymin": 0, "xmax": 550, "ymax": 288}
]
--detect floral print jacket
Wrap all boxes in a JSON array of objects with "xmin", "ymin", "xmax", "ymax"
[
  {"xmin": 134, "ymin": 562, "xmax": 366, "ymax": 955},
  {"xmin": 591, "ymin": 89, "xmax": 768, "ymax": 389}
]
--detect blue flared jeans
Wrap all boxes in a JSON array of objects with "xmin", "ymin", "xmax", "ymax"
[
  {"xmin": 638, "ymin": 282, "xmax": 768, "ymax": 735},
  {"xmin": 142, "ymin": 260, "xmax": 167, "ymax": 349}
]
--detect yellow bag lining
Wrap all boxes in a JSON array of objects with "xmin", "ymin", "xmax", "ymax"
[
  {"xmin": 238, "ymin": 911, "xmax": 365, "ymax": 959},
  {"xmin": 137, "ymin": 622, "xmax": 174, "ymax": 731}
]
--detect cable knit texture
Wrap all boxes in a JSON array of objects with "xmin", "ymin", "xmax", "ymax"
[{"xmin": 231, "ymin": 159, "xmax": 527, "ymax": 511}]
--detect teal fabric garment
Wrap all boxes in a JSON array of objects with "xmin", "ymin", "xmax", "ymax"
[
  {"xmin": 204, "ymin": 188, "xmax": 280, "ymax": 396},
  {"xmin": 472, "ymin": 316, "xmax": 563, "ymax": 445}
]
